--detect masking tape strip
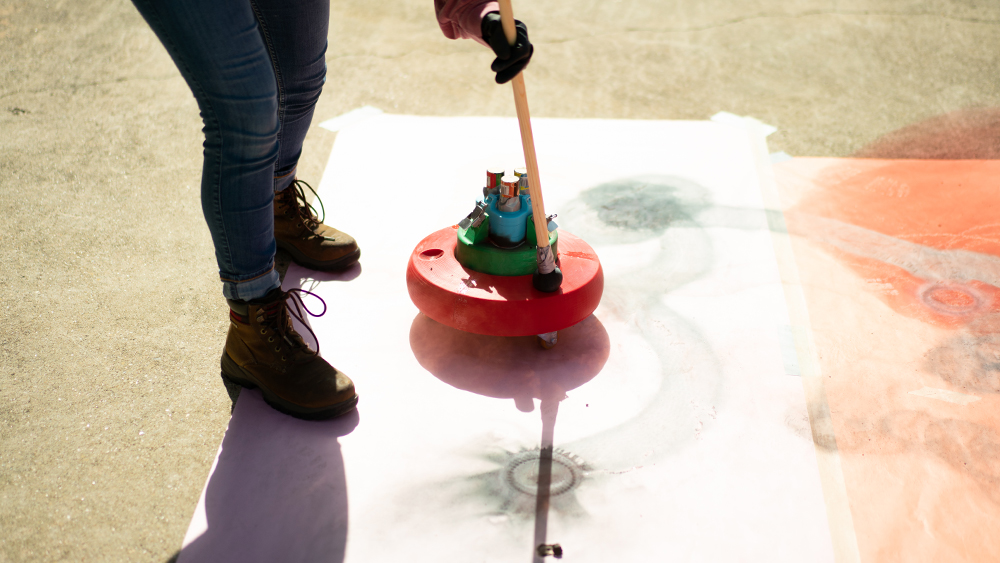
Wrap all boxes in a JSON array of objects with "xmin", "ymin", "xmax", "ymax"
[{"xmin": 741, "ymin": 117, "xmax": 862, "ymax": 563}]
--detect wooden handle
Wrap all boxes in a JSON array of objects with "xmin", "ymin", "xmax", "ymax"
[
  {"xmin": 496, "ymin": 0, "xmax": 550, "ymax": 251},
  {"xmin": 497, "ymin": 0, "xmax": 517, "ymax": 45}
]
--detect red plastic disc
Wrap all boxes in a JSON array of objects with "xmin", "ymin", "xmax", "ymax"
[{"xmin": 406, "ymin": 227, "xmax": 604, "ymax": 336}]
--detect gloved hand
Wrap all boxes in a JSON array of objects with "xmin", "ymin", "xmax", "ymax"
[{"xmin": 481, "ymin": 11, "xmax": 533, "ymax": 84}]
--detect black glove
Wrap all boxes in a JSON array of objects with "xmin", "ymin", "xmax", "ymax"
[{"xmin": 481, "ymin": 12, "xmax": 533, "ymax": 84}]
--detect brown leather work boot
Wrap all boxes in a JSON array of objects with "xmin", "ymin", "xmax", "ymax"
[
  {"xmin": 221, "ymin": 288, "xmax": 358, "ymax": 420},
  {"xmin": 274, "ymin": 179, "xmax": 360, "ymax": 271}
]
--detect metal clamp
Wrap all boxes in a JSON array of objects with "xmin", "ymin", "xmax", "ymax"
[{"xmin": 459, "ymin": 201, "xmax": 489, "ymax": 230}]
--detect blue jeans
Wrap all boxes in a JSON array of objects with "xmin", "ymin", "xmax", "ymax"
[{"xmin": 131, "ymin": 0, "xmax": 329, "ymax": 300}]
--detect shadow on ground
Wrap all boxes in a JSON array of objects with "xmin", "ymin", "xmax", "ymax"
[
  {"xmin": 176, "ymin": 391, "xmax": 358, "ymax": 563},
  {"xmin": 854, "ymin": 108, "xmax": 1000, "ymax": 159}
]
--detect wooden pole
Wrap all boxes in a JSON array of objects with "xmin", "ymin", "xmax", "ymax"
[{"xmin": 497, "ymin": 0, "xmax": 554, "ymax": 274}]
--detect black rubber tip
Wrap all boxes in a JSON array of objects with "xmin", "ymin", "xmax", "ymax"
[{"xmin": 532, "ymin": 267, "xmax": 563, "ymax": 293}]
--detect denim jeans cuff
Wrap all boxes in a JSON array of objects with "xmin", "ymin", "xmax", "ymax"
[
  {"xmin": 274, "ymin": 168, "xmax": 297, "ymax": 193},
  {"xmin": 222, "ymin": 269, "xmax": 281, "ymax": 301}
]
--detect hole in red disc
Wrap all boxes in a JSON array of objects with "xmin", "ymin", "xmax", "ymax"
[{"xmin": 419, "ymin": 248, "xmax": 444, "ymax": 260}]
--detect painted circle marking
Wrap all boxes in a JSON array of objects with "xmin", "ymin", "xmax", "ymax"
[{"xmin": 919, "ymin": 282, "xmax": 984, "ymax": 316}]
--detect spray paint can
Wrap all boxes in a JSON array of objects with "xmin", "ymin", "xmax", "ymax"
[
  {"xmin": 514, "ymin": 167, "xmax": 529, "ymax": 195},
  {"xmin": 499, "ymin": 175, "xmax": 521, "ymax": 212},
  {"xmin": 486, "ymin": 168, "xmax": 505, "ymax": 191}
]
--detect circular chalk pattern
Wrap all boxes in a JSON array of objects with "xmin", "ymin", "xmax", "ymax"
[
  {"xmin": 919, "ymin": 281, "xmax": 985, "ymax": 316},
  {"xmin": 503, "ymin": 449, "xmax": 587, "ymax": 497}
]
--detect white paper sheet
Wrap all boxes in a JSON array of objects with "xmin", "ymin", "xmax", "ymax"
[{"xmin": 179, "ymin": 115, "xmax": 835, "ymax": 562}]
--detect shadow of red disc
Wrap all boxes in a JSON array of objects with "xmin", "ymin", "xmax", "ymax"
[{"xmin": 409, "ymin": 313, "xmax": 611, "ymax": 412}]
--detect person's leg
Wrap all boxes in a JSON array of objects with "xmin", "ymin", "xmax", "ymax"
[
  {"xmin": 251, "ymin": 0, "xmax": 362, "ymax": 271},
  {"xmin": 130, "ymin": 0, "xmax": 358, "ymax": 419},
  {"xmin": 131, "ymin": 0, "xmax": 281, "ymax": 301},
  {"xmin": 249, "ymin": 0, "xmax": 329, "ymax": 192}
]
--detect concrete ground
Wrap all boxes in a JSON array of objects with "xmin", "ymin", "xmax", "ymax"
[{"xmin": 1, "ymin": 0, "xmax": 998, "ymax": 561}]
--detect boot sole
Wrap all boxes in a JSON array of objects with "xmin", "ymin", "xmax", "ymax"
[
  {"xmin": 276, "ymin": 241, "xmax": 361, "ymax": 272},
  {"xmin": 221, "ymin": 352, "xmax": 359, "ymax": 421}
]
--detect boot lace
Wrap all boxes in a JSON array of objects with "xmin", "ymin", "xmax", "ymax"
[
  {"xmin": 282, "ymin": 179, "xmax": 326, "ymax": 232},
  {"xmin": 257, "ymin": 288, "xmax": 327, "ymax": 358}
]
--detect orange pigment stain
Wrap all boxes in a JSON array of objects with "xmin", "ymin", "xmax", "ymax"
[
  {"xmin": 831, "ymin": 255, "xmax": 1000, "ymax": 329},
  {"xmin": 776, "ymin": 158, "xmax": 1000, "ymax": 562},
  {"xmin": 793, "ymin": 159, "xmax": 1000, "ymax": 328}
]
